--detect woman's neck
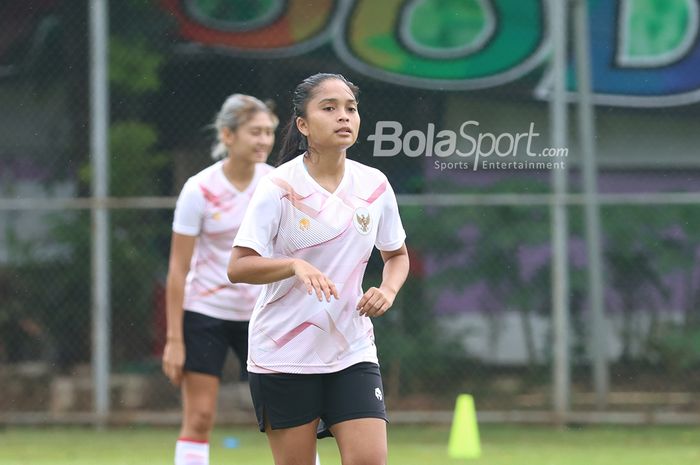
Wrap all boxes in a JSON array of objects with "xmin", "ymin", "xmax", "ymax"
[
  {"xmin": 222, "ymin": 155, "xmax": 256, "ymax": 191},
  {"xmin": 304, "ymin": 149, "xmax": 346, "ymax": 193}
]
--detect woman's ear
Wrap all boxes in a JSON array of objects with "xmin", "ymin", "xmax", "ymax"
[
  {"xmin": 296, "ymin": 116, "xmax": 309, "ymax": 137},
  {"xmin": 220, "ymin": 127, "xmax": 235, "ymax": 147}
]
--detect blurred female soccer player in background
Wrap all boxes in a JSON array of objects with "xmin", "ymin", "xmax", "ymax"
[
  {"xmin": 228, "ymin": 73, "xmax": 410, "ymax": 465},
  {"xmin": 163, "ymin": 94, "xmax": 277, "ymax": 465}
]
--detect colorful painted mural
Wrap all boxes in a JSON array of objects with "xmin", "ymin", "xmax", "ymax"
[
  {"xmin": 160, "ymin": 0, "xmax": 337, "ymax": 55},
  {"xmin": 162, "ymin": 0, "xmax": 700, "ymax": 106}
]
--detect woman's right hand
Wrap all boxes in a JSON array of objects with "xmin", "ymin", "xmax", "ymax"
[
  {"xmin": 292, "ymin": 259, "xmax": 339, "ymax": 302},
  {"xmin": 162, "ymin": 340, "xmax": 185, "ymax": 386}
]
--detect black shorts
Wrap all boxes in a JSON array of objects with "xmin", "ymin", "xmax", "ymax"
[
  {"xmin": 183, "ymin": 310, "xmax": 249, "ymax": 380},
  {"xmin": 248, "ymin": 362, "xmax": 387, "ymax": 438}
]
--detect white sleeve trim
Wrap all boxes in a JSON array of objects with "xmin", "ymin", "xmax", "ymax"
[
  {"xmin": 172, "ymin": 224, "xmax": 200, "ymax": 236},
  {"xmin": 232, "ymin": 238, "xmax": 267, "ymax": 257},
  {"xmin": 375, "ymin": 234, "xmax": 407, "ymax": 252}
]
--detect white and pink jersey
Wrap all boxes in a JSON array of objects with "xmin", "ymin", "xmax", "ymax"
[
  {"xmin": 233, "ymin": 154, "xmax": 406, "ymax": 374},
  {"xmin": 173, "ymin": 160, "xmax": 273, "ymax": 321}
]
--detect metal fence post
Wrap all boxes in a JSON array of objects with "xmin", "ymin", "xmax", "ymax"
[
  {"xmin": 574, "ymin": 0, "xmax": 609, "ymax": 409},
  {"xmin": 549, "ymin": 0, "xmax": 572, "ymax": 423},
  {"xmin": 89, "ymin": 0, "xmax": 111, "ymax": 428}
]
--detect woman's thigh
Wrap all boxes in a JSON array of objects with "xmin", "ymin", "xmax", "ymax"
[
  {"xmin": 331, "ymin": 418, "xmax": 387, "ymax": 465},
  {"xmin": 266, "ymin": 417, "xmax": 321, "ymax": 465}
]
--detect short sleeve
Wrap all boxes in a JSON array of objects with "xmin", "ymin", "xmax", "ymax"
[
  {"xmin": 374, "ymin": 179, "xmax": 406, "ymax": 252},
  {"xmin": 233, "ymin": 176, "xmax": 281, "ymax": 256},
  {"xmin": 172, "ymin": 178, "xmax": 205, "ymax": 236}
]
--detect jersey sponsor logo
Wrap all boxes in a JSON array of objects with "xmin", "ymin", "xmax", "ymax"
[
  {"xmin": 375, "ymin": 387, "xmax": 383, "ymax": 401},
  {"xmin": 353, "ymin": 207, "xmax": 371, "ymax": 235},
  {"xmin": 298, "ymin": 217, "xmax": 311, "ymax": 231}
]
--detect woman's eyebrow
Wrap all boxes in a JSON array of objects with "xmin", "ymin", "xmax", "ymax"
[{"xmin": 318, "ymin": 97, "xmax": 358, "ymax": 104}]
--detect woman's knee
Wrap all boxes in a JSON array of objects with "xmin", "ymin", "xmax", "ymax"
[
  {"xmin": 340, "ymin": 449, "xmax": 387, "ymax": 465},
  {"xmin": 339, "ymin": 439, "xmax": 387, "ymax": 465},
  {"xmin": 185, "ymin": 408, "xmax": 215, "ymax": 435}
]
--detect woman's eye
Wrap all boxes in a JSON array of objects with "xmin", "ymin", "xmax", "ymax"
[
  {"xmin": 323, "ymin": 106, "xmax": 334, "ymax": 111},
  {"xmin": 348, "ymin": 107, "xmax": 357, "ymax": 112}
]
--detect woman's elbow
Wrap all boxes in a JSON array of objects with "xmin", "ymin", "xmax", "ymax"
[
  {"xmin": 228, "ymin": 247, "xmax": 261, "ymax": 284},
  {"xmin": 227, "ymin": 259, "xmax": 243, "ymax": 284}
]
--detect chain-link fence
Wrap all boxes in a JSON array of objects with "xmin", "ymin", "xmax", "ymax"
[{"xmin": 2, "ymin": 0, "xmax": 700, "ymax": 425}]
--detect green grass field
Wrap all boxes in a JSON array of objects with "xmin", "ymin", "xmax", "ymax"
[{"xmin": 2, "ymin": 424, "xmax": 699, "ymax": 464}]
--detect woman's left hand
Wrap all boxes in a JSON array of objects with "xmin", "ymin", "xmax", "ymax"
[{"xmin": 356, "ymin": 286, "xmax": 396, "ymax": 318}]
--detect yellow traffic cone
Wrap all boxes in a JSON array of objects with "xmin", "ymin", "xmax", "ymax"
[{"xmin": 447, "ymin": 394, "xmax": 481, "ymax": 459}]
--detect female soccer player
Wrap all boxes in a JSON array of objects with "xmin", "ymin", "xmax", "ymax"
[
  {"xmin": 228, "ymin": 73, "xmax": 410, "ymax": 465},
  {"xmin": 162, "ymin": 94, "xmax": 277, "ymax": 465}
]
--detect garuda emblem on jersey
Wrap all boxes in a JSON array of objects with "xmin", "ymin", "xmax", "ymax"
[{"xmin": 353, "ymin": 207, "xmax": 371, "ymax": 235}]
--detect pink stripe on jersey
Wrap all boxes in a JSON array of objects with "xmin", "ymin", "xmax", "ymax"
[
  {"xmin": 195, "ymin": 284, "xmax": 227, "ymax": 297},
  {"xmin": 364, "ymin": 181, "xmax": 387, "ymax": 204},
  {"xmin": 199, "ymin": 185, "xmax": 226, "ymax": 207},
  {"xmin": 200, "ymin": 185, "xmax": 239, "ymax": 214},
  {"xmin": 270, "ymin": 177, "xmax": 323, "ymax": 219},
  {"xmin": 273, "ymin": 310, "xmax": 350, "ymax": 354},
  {"xmin": 273, "ymin": 321, "xmax": 316, "ymax": 347}
]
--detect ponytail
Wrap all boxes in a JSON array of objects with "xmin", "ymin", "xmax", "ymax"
[
  {"xmin": 276, "ymin": 116, "xmax": 308, "ymax": 166},
  {"xmin": 211, "ymin": 141, "xmax": 227, "ymax": 161}
]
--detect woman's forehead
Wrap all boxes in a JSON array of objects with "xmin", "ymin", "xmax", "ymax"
[
  {"xmin": 242, "ymin": 111, "xmax": 276, "ymax": 127},
  {"xmin": 312, "ymin": 79, "xmax": 356, "ymax": 101}
]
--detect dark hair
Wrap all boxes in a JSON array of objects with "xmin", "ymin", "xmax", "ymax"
[
  {"xmin": 276, "ymin": 73, "xmax": 360, "ymax": 166},
  {"xmin": 210, "ymin": 94, "xmax": 278, "ymax": 160}
]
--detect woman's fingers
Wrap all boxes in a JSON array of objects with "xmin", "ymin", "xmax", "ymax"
[
  {"xmin": 357, "ymin": 287, "xmax": 379, "ymax": 312},
  {"xmin": 163, "ymin": 361, "xmax": 182, "ymax": 386},
  {"xmin": 310, "ymin": 275, "xmax": 335, "ymax": 301},
  {"xmin": 320, "ymin": 277, "xmax": 332, "ymax": 302},
  {"xmin": 315, "ymin": 277, "xmax": 325, "ymax": 301},
  {"xmin": 162, "ymin": 345, "xmax": 185, "ymax": 386},
  {"xmin": 360, "ymin": 293, "xmax": 383, "ymax": 316},
  {"xmin": 294, "ymin": 260, "xmax": 337, "ymax": 301},
  {"xmin": 357, "ymin": 287, "xmax": 392, "ymax": 317},
  {"xmin": 329, "ymin": 281, "xmax": 339, "ymax": 300},
  {"xmin": 303, "ymin": 277, "xmax": 314, "ymax": 295},
  {"xmin": 171, "ymin": 367, "xmax": 183, "ymax": 386}
]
